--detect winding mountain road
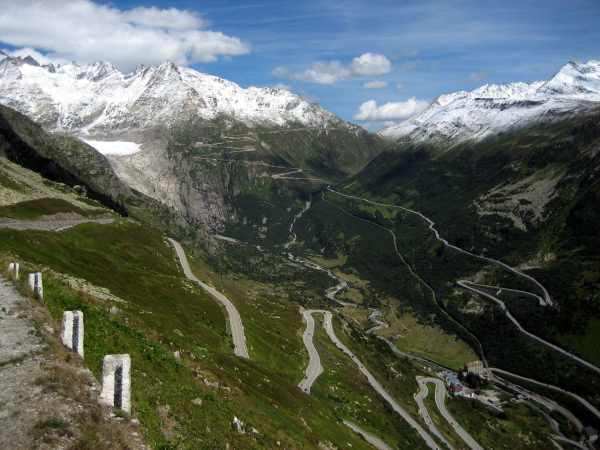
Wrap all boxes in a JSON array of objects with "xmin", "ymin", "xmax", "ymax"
[
  {"xmin": 322, "ymin": 192, "xmax": 488, "ymax": 366},
  {"xmin": 490, "ymin": 368, "xmax": 600, "ymax": 421},
  {"xmin": 298, "ymin": 309, "xmax": 325, "ymax": 393},
  {"xmin": 414, "ymin": 378, "xmax": 455, "ymax": 450},
  {"xmin": 168, "ymin": 238, "xmax": 249, "ymax": 359},
  {"xmin": 327, "ymin": 188, "xmax": 600, "ymax": 377},
  {"xmin": 459, "ymin": 281, "xmax": 600, "ymax": 376},
  {"xmin": 418, "ymin": 377, "xmax": 482, "ymax": 450},
  {"xmin": 321, "ymin": 311, "xmax": 442, "ymax": 450},
  {"xmin": 328, "ymin": 188, "xmax": 551, "ymax": 306},
  {"xmin": 343, "ymin": 420, "xmax": 393, "ymax": 450}
]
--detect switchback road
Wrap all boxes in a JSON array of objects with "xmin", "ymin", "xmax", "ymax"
[
  {"xmin": 418, "ymin": 377, "xmax": 482, "ymax": 450},
  {"xmin": 322, "ymin": 311, "xmax": 442, "ymax": 450}
]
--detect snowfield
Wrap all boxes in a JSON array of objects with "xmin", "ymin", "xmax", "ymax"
[{"xmin": 82, "ymin": 139, "xmax": 141, "ymax": 155}]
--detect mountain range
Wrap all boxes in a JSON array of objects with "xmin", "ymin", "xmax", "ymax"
[
  {"xmin": 2, "ymin": 51, "xmax": 600, "ymax": 449},
  {"xmin": 380, "ymin": 59, "xmax": 600, "ymax": 143},
  {"xmin": 0, "ymin": 54, "xmax": 339, "ymax": 134}
]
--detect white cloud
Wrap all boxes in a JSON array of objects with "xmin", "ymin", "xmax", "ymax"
[
  {"xmin": 274, "ymin": 52, "xmax": 391, "ymax": 85},
  {"xmin": 354, "ymin": 98, "xmax": 429, "ymax": 121},
  {"xmin": 274, "ymin": 61, "xmax": 351, "ymax": 85},
  {"xmin": 0, "ymin": 0, "xmax": 250, "ymax": 71},
  {"xmin": 363, "ymin": 80, "xmax": 388, "ymax": 89},
  {"xmin": 351, "ymin": 53, "xmax": 391, "ymax": 76},
  {"xmin": 123, "ymin": 7, "xmax": 205, "ymax": 30}
]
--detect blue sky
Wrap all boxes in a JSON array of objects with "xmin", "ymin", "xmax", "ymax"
[{"xmin": 2, "ymin": 0, "xmax": 599, "ymax": 128}]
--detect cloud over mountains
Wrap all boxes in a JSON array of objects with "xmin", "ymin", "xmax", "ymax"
[
  {"xmin": 274, "ymin": 53, "xmax": 392, "ymax": 85},
  {"xmin": 0, "ymin": 0, "xmax": 250, "ymax": 71},
  {"xmin": 354, "ymin": 98, "xmax": 429, "ymax": 122}
]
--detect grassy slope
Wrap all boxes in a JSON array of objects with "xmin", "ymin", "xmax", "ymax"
[
  {"xmin": 0, "ymin": 219, "xmax": 391, "ymax": 449},
  {"xmin": 0, "ymin": 197, "xmax": 106, "ymax": 219}
]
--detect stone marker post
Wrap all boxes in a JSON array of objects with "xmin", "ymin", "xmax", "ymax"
[
  {"xmin": 27, "ymin": 272, "xmax": 43, "ymax": 300},
  {"xmin": 61, "ymin": 311, "xmax": 84, "ymax": 357},
  {"xmin": 7, "ymin": 262, "xmax": 19, "ymax": 280},
  {"xmin": 100, "ymin": 354, "xmax": 131, "ymax": 414}
]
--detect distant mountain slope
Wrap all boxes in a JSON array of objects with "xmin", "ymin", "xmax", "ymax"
[
  {"xmin": 0, "ymin": 55, "xmax": 339, "ymax": 133},
  {"xmin": 381, "ymin": 60, "xmax": 600, "ymax": 144}
]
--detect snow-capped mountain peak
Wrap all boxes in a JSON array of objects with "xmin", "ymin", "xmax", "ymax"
[
  {"xmin": 0, "ymin": 56, "xmax": 338, "ymax": 133},
  {"xmin": 538, "ymin": 60, "xmax": 600, "ymax": 96},
  {"xmin": 381, "ymin": 60, "xmax": 600, "ymax": 143}
]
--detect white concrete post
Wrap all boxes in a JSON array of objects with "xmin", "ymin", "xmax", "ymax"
[
  {"xmin": 33, "ymin": 272, "xmax": 43, "ymax": 300},
  {"xmin": 7, "ymin": 262, "xmax": 19, "ymax": 280},
  {"xmin": 28, "ymin": 273, "xmax": 35, "ymax": 293},
  {"xmin": 27, "ymin": 272, "xmax": 43, "ymax": 299},
  {"xmin": 100, "ymin": 354, "xmax": 131, "ymax": 414},
  {"xmin": 61, "ymin": 311, "xmax": 84, "ymax": 357}
]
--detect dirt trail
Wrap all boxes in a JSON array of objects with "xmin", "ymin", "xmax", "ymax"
[
  {"xmin": 0, "ymin": 213, "xmax": 114, "ymax": 231},
  {"xmin": 0, "ymin": 278, "xmax": 48, "ymax": 449}
]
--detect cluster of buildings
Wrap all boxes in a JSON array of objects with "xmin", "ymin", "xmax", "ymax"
[{"xmin": 438, "ymin": 361, "xmax": 503, "ymax": 413}]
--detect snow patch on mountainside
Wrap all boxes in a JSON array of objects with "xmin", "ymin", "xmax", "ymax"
[
  {"xmin": 82, "ymin": 140, "xmax": 141, "ymax": 155},
  {"xmin": 0, "ymin": 55, "xmax": 338, "ymax": 133},
  {"xmin": 380, "ymin": 60, "xmax": 600, "ymax": 143}
]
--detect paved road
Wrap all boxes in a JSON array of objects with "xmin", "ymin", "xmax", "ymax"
[
  {"xmin": 414, "ymin": 378, "xmax": 455, "ymax": 450},
  {"xmin": 343, "ymin": 420, "xmax": 393, "ymax": 450},
  {"xmin": 551, "ymin": 435, "xmax": 589, "ymax": 450},
  {"xmin": 168, "ymin": 238, "xmax": 249, "ymax": 359},
  {"xmin": 321, "ymin": 311, "xmax": 442, "ymax": 450},
  {"xmin": 493, "ymin": 375, "xmax": 584, "ymax": 434},
  {"xmin": 327, "ymin": 188, "xmax": 600, "ymax": 377},
  {"xmin": 420, "ymin": 377, "xmax": 483, "ymax": 450},
  {"xmin": 490, "ymin": 368, "xmax": 600, "ymax": 422},
  {"xmin": 298, "ymin": 309, "xmax": 325, "ymax": 393},
  {"xmin": 459, "ymin": 281, "xmax": 600, "ymax": 376},
  {"xmin": 328, "ymin": 188, "xmax": 552, "ymax": 306},
  {"xmin": 322, "ymin": 192, "xmax": 488, "ymax": 366}
]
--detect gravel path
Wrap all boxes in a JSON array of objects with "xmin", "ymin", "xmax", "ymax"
[
  {"xmin": 168, "ymin": 238, "xmax": 249, "ymax": 359},
  {"xmin": 0, "ymin": 277, "xmax": 50, "ymax": 449},
  {"xmin": 0, "ymin": 214, "xmax": 114, "ymax": 231}
]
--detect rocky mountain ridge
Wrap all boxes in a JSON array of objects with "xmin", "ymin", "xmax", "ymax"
[
  {"xmin": 0, "ymin": 54, "xmax": 340, "ymax": 134},
  {"xmin": 381, "ymin": 60, "xmax": 600, "ymax": 144}
]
